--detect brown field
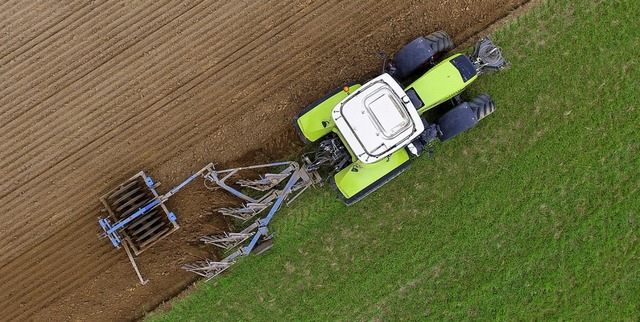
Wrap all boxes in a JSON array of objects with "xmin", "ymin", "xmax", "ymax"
[{"xmin": 0, "ymin": 0, "xmax": 526, "ymax": 320}]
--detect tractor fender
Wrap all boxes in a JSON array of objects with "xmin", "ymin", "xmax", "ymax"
[
  {"xmin": 435, "ymin": 102, "xmax": 478, "ymax": 142},
  {"xmin": 332, "ymin": 149, "xmax": 411, "ymax": 205},
  {"xmin": 391, "ymin": 37, "xmax": 435, "ymax": 81},
  {"xmin": 294, "ymin": 82, "xmax": 361, "ymax": 144}
]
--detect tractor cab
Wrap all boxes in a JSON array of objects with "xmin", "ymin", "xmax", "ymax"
[
  {"xmin": 293, "ymin": 32, "xmax": 506, "ymax": 205},
  {"xmin": 331, "ymin": 73, "xmax": 424, "ymax": 164}
]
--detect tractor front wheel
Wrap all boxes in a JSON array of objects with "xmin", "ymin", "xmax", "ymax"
[
  {"xmin": 468, "ymin": 93, "xmax": 496, "ymax": 121},
  {"xmin": 424, "ymin": 31, "xmax": 454, "ymax": 62}
]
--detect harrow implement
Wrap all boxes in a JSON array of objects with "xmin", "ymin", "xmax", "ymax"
[
  {"xmin": 182, "ymin": 160, "xmax": 321, "ymax": 280},
  {"xmin": 98, "ymin": 161, "xmax": 320, "ymax": 284}
]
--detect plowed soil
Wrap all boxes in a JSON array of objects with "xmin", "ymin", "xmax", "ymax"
[{"xmin": 0, "ymin": 0, "xmax": 527, "ymax": 320}]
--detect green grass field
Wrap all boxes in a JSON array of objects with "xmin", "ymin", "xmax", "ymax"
[{"xmin": 149, "ymin": 0, "xmax": 639, "ymax": 320}]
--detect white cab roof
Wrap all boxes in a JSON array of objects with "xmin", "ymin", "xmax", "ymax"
[{"xmin": 332, "ymin": 73, "xmax": 424, "ymax": 163}]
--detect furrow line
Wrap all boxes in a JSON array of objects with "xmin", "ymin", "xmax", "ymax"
[
  {"xmin": 0, "ymin": 1, "xmax": 113, "ymax": 71},
  {"xmin": 0, "ymin": 0, "xmax": 275, "ymax": 149},
  {"xmin": 0, "ymin": 0, "xmax": 355, "ymax": 263},
  {"xmin": 0, "ymin": 0, "xmax": 43, "ymax": 32},
  {"xmin": 0, "ymin": 0, "xmax": 239, "ymax": 169},
  {"xmin": 0, "ymin": 1, "xmax": 88, "ymax": 60},
  {"xmin": 0, "ymin": 0, "xmax": 305, "ymax": 190},
  {"xmin": 3, "ymin": 249, "xmax": 124, "ymax": 321},
  {"xmin": 0, "ymin": 0, "xmax": 171, "ymax": 115},
  {"xmin": 0, "ymin": 209, "xmax": 117, "ymax": 280},
  {"xmin": 0, "ymin": 202, "xmax": 113, "ymax": 274},
  {"xmin": 0, "ymin": 0, "xmax": 380, "ymax": 260}
]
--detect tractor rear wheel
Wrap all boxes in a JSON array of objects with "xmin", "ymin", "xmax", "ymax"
[
  {"xmin": 424, "ymin": 31, "xmax": 454, "ymax": 61},
  {"xmin": 468, "ymin": 93, "xmax": 496, "ymax": 121}
]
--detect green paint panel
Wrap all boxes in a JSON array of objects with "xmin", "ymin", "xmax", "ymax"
[
  {"xmin": 407, "ymin": 54, "xmax": 478, "ymax": 114},
  {"xmin": 296, "ymin": 84, "xmax": 362, "ymax": 142},
  {"xmin": 333, "ymin": 148, "xmax": 410, "ymax": 198}
]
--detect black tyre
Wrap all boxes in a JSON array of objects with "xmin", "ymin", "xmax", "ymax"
[
  {"xmin": 391, "ymin": 36, "xmax": 433, "ymax": 81},
  {"xmin": 424, "ymin": 31, "xmax": 454, "ymax": 61},
  {"xmin": 252, "ymin": 238, "xmax": 274, "ymax": 255},
  {"xmin": 468, "ymin": 93, "xmax": 496, "ymax": 121}
]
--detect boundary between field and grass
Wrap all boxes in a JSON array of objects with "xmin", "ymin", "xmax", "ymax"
[
  {"xmin": 143, "ymin": 1, "xmax": 542, "ymax": 318},
  {"xmin": 148, "ymin": 0, "xmax": 639, "ymax": 320}
]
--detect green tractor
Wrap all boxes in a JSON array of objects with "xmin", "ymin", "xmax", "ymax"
[{"xmin": 295, "ymin": 31, "xmax": 506, "ymax": 205}]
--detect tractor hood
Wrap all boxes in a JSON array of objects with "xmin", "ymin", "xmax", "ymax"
[{"xmin": 332, "ymin": 74, "xmax": 424, "ymax": 164}]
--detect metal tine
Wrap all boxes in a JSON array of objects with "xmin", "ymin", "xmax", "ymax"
[
  {"xmin": 287, "ymin": 184, "xmax": 311, "ymax": 206},
  {"xmin": 200, "ymin": 232, "xmax": 255, "ymax": 249},
  {"xmin": 236, "ymin": 172, "xmax": 290, "ymax": 191},
  {"xmin": 217, "ymin": 202, "xmax": 270, "ymax": 220},
  {"xmin": 181, "ymin": 260, "xmax": 234, "ymax": 279},
  {"xmin": 183, "ymin": 162, "xmax": 327, "ymax": 282}
]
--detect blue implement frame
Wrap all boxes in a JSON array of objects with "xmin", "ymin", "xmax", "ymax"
[
  {"xmin": 181, "ymin": 160, "xmax": 322, "ymax": 280},
  {"xmin": 100, "ymin": 160, "xmax": 321, "ymax": 284}
]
